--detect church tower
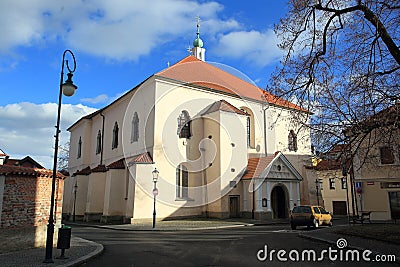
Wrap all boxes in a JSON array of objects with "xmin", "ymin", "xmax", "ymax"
[{"xmin": 192, "ymin": 17, "xmax": 206, "ymax": 61}]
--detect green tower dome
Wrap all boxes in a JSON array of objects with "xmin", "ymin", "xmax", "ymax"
[{"xmin": 193, "ymin": 36, "xmax": 203, "ymax": 48}]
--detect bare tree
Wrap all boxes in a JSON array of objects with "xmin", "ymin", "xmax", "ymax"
[
  {"xmin": 58, "ymin": 142, "xmax": 70, "ymax": 172},
  {"xmin": 271, "ymin": 0, "xmax": 400, "ymax": 158}
]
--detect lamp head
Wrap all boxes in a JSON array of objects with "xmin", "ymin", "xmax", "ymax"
[
  {"xmin": 62, "ymin": 72, "xmax": 78, "ymax": 97},
  {"xmin": 152, "ymin": 168, "xmax": 159, "ymax": 182}
]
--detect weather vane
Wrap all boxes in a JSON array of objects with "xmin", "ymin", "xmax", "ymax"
[{"xmin": 196, "ymin": 16, "xmax": 201, "ymax": 35}]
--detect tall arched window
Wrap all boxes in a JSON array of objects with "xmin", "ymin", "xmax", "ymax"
[
  {"xmin": 246, "ymin": 116, "xmax": 251, "ymax": 148},
  {"xmin": 112, "ymin": 122, "xmax": 119, "ymax": 149},
  {"xmin": 77, "ymin": 136, "xmax": 82, "ymax": 159},
  {"xmin": 176, "ymin": 164, "xmax": 189, "ymax": 198},
  {"xmin": 240, "ymin": 107, "xmax": 254, "ymax": 148},
  {"xmin": 288, "ymin": 130, "xmax": 298, "ymax": 152},
  {"xmin": 96, "ymin": 130, "xmax": 102, "ymax": 154},
  {"xmin": 177, "ymin": 111, "xmax": 192, "ymax": 139},
  {"xmin": 131, "ymin": 112, "xmax": 139, "ymax": 143}
]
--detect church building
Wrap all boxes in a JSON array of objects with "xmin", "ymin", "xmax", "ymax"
[{"xmin": 63, "ymin": 21, "xmax": 312, "ymax": 223}]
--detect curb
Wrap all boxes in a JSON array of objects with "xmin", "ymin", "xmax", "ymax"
[
  {"xmin": 298, "ymin": 231, "xmax": 400, "ymax": 263},
  {"xmin": 67, "ymin": 222, "xmax": 256, "ymax": 232},
  {"xmin": 66, "ymin": 220, "xmax": 289, "ymax": 232},
  {"xmin": 60, "ymin": 237, "xmax": 104, "ymax": 267}
]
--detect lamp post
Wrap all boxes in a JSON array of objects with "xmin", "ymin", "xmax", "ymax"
[
  {"xmin": 152, "ymin": 168, "xmax": 159, "ymax": 229},
  {"xmin": 44, "ymin": 50, "xmax": 77, "ymax": 263},
  {"xmin": 315, "ymin": 178, "xmax": 320, "ymax": 206},
  {"xmin": 73, "ymin": 180, "xmax": 78, "ymax": 222}
]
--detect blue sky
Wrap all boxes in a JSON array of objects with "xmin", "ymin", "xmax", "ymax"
[{"xmin": 0, "ymin": 0, "xmax": 288, "ymax": 168}]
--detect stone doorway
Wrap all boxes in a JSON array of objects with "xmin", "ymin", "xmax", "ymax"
[{"xmin": 271, "ymin": 185, "xmax": 288, "ymax": 219}]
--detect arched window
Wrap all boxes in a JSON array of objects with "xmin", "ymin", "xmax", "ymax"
[
  {"xmin": 112, "ymin": 122, "xmax": 119, "ymax": 149},
  {"xmin": 131, "ymin": 112, "xmax": 139, "ymax": 143},
  {"xmin": 96, "ymin": 130, "xmax": 102, "ymax": 154},
  {"xmin": 246, "ymin": 116, "xmax": 251, "ymax": 148},
  {"xmin": 177, "ymin": 111, "xmax": 192, "ymax": 139},
  {"xmin": 288, "ymin": 130, "xmax": 298, "ymax": 152},
  {"xmin": 176, "ymin": 164, "xmax": 189, "ymax": 198},
  {"xmin": 240, "ymin": 107, "xmax": 254, "ymax": 148},
  {"xmin": 77, "ymin": 136, "xmax": 82, "ymax": 159}
]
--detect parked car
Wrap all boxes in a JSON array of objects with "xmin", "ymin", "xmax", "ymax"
[{"xmin": 290, "ymin": 205, "xmax": 332, "ymax": 230}]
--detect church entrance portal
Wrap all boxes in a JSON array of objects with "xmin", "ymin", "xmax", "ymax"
[{"xmin": 271, "ymin": 185, "xmax": 288, "ymax": 219}]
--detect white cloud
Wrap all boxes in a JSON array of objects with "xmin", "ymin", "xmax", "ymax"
[
  {"xmin": 0, "ymin": 102, "xmax": 97, "ymax": 168},
  {"xmin": 81, "ymin": 94, "xmax": 110, "ymax": 104},
  {"xmin": 214, "ymin": 29, "xmax": 283, "ymax": 66},
  {"xmin": 0, "ymin": 0, "xmax": 240, "ymax": 61},
  {"xmin": 81, "ymin": 90, "xmax": 128, "ymax": 105}
]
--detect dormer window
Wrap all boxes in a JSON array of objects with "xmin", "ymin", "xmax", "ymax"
[{"xmin": 177, "ymin": 111, "xmax": 192, "ymax": 139}]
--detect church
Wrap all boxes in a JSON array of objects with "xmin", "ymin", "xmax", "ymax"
[{"xmin": 63, "ymin": 22, "xmax": 312, "ymax": 223}]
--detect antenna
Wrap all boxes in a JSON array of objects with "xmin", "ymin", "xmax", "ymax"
[
  {"xmin": 187, "ymin": 42, "xmax": 192, "ymax": 55},
  {"xmin": 167, "ymin": 61, "xmax": 170, "ymax": 67}
]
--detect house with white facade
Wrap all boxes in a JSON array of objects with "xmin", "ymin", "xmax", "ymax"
[{"xmin": 63, "ymin": 25, "xmax": 312, "ymax": 223}]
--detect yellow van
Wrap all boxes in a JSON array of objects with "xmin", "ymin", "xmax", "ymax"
[{"xmin": 290, "ymin": 205, "xmax": 332, "ymax": 230}]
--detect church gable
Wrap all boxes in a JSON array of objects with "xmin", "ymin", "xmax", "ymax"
[{"xmin": 243, "ymin": 152, "xmax": 303, "ymax": 182}]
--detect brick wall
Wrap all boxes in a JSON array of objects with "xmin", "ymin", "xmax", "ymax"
[{"xmin": 1, "ymin": 175, "xmax": 64, "ymax": 228}]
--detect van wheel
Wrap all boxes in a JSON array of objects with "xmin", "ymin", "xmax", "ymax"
[
  {"xmin": 291, "ymin": 223, "xmax": 296, "ymax": 230},
  {"xmin": 313, "ymin": 219, "xmax": 319, "ymax": 228}
]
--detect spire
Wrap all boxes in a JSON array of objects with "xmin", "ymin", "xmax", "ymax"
[{"xmin": 192, "ymin": 16, "xmax": 206, "ymax": 61}]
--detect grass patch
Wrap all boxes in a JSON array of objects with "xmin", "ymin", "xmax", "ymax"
[{"xmin": 335, "ymin": 224, "xmax": 400, "ymax": 245}]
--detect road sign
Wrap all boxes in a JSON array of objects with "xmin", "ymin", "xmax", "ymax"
[{"xmin": 355, "ymin": 182, "xmax": 362, "ymax": 188}]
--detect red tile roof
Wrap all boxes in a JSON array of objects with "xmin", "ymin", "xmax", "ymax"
[
  {"xmin": 157, "ymin": 56, "xmax": 307, "ymax": 112},
  {"xmin": 128, "ymin": 152, "xmax": 154, "ymax": 165},
  {"xmin": 0, "ymin": 165, "xmax": 64, "ymax": 178},
  {"xmin": 92, "ymin": 164, "xmax": 107, "ymax": 173},
  {"xmin": 157, "ymin": 56, "xmax": 265, "ymax": 102},
  {"xmin": 242, "ymin": 155, "xmax": 276, "ymax": 180},
  {"xmin": 107, "ymin": 159, "xmax": 125, "ymax": 169},
  {"xmin": 73, "ymin": 166, "xmax": 92, "ymax": 176},
  {"xmin": 202, "ymin": 99, "xmax": 248, "ymax": 116},
  {"xmin": 315, "ymin": 160, "xmax": 341, "ymax": 171},
  {"xmin": 4, "ymin": 156, "xmax": 44, "ymax": 169}
]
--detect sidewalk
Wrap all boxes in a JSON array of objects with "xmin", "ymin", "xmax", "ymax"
[
  {"xmin": 0, "ymin": 236, "xmax": 103, "ymax": 267},
  {"xmin": 299, "ymin": 224, "xmax": 400, "ymax": 262}
]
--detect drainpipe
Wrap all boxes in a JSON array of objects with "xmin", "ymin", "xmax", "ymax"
[
  {"xmin": 100, "ymin": 112, "xmax": 105, "ymax": 165},
  {"xmin": 263, "ymin": 102, "xmax": 269, "ymax": 157},
  {"xmin": 252, "ymin": 181, "xmax": 255, "ymax": 219}
]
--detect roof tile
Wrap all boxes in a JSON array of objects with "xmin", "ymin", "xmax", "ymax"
[
  {"xmin": 128, "ymin": 152, "xmax": 154, "ymax": 165},
  {"xmin": 242, "ymin": 155, "xmax": 276, "ymax": 180},
  {"xmin": 107, "ymin": 159, "xmax": 125, "ymax": 169}
]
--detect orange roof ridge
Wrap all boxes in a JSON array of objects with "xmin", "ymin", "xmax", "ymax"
[{"xmin": 156, "ymin": 56, "xmax": 306, "ymax": 112}]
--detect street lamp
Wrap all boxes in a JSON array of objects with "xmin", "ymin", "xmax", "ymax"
[
  {"xmin": 152, "ymin": 168, "xmax": 159, "ymax": 229},
  {"xmin": 73, "ymin": 180, "xmax": 78, "ymax": 222},
  {"xmin": 315, "ymin": 178, "xmax": 320, "ymax": 206},
  {"xmin": 44, "ymin": 50, "xmax": 77, "ymax": 263}
]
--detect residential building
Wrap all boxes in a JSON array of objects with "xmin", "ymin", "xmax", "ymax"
[
  {"xmin": 348, "ymin": 104, "xmax": 400, "ymax": 220},
  {"xmin": 306, "ymin": 145, "xmax": 354, "ymax": 216}
]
